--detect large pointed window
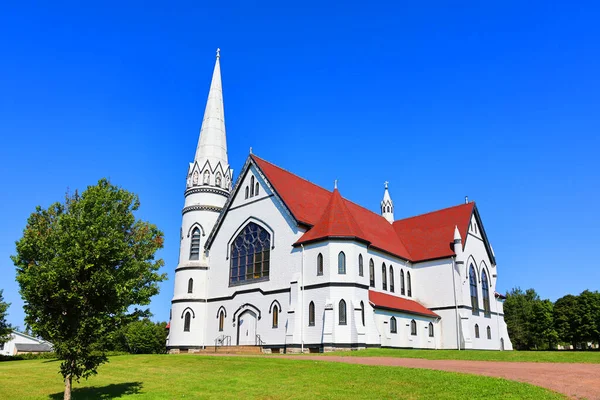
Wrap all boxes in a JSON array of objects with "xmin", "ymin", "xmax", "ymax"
[
  {"xmin": 358, "ymin": 254, "xmax": 364, "ymax": 277},
  {"xmin": 382, "ymin": 263, "xmax": 387, "ymax": 290},
  {"xmin": 400, "ymin": 269, "xmax": 405, "ymax": 295},
  {"xmin": 482, "ymin": 269, "xmax": 491, "ymax": 317},
  {"xmin": 389, "ymin": 266, "xmax": 395, "ymax": 293},
  {"xmin": 230, "ymin": 222, "xmax": 271, "ymax": 285},
  {"xmin": 470, "ymin": 265, "xmax": 479, "ymax": 315},
  {"xmin": 317, "ymin": 253, "xmax": 324, "ymax": 276},
  {"xmin": 184, "ymin": 312, "xmax": 191, "ymax": 332},
  {"xmin": 407, "ymin": 271, "xmax": 412, "ymax": 297},
  {"xmin": 339, "ymin": 300, "xmax": 347, "ymax": 325},
  {"xmin": 190, "ymin": 228, "xmax": 201, "ymax": 260},
  {"xmin": 309, "ymin": 301, "xmax": 315, "ymax": 326},
  {"xmin": 338, "ymin": 252, "xmax": 346, "ymax": 274},
  {"xmin": 369, "ymin": 259, "xmax": 375, "ymax": 287}
]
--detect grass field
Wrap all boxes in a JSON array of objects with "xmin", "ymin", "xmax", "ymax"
[
  {"xmin": 0, "ymin": 354, "xmax": 565, "ymax": 399},
  {"xmin": 313, "ymin": 348, "xmax": 600, "ymax": 363}
]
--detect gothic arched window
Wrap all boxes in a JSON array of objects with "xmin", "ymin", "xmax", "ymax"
[
  {"xmin": 410, "ymin": 319, "xmax": 417, "ymax": 336},
  {"xmin": 317, "ymin": 253, "xmax": 323, "ymax": 276},
  {"xmin": 390, "ymin": 317, "xmax": 397, "ymax": 333},
  {"xmin": 339, "ymin": 300, "xmax": 347, "ymax": 325},
  {"xmin": 358, "ymin": 254, "xmax": 364, "ymax": 277},
  {"xmin": 470, "ymin": 265, "xmax": 479, "ymax": 315},
  {"xmin": 184, "ymin": 312, "xmax": 191, "ymax": 332},
  {"xmin": 190, "ymin": 228, "xmax": 201, "ymax": 260},
  {"xmin": 400, "ymin": 269, "xmax": 405, "ymax": 295},
  {"xmin": 272, "ymin": 307, "xmax": 278, "ymax": 328},
  {"xmin": 245, "ymin": 186, "xmax": 249, "ymax": 199},
  {"xmin": 230, "ymin": 222, "xmax": 271, "ymax": 285},
  {"xmin": 187, "ymin": 278, "xmax": 193, "ymax": 294},
  {"xmin": 382, "ymin": 263, "xmax": 387, "ymax": 290},
  {"xmin": 338, "ymin": 252, "xmax": 346, "ymax": 274},
  {"xmin": 215, "ymin": 172, "xmax": 222, "ymax": 187},
  {"xmin": 250, "ymin": 176, "xmax": 255, "ymax": 197},
  {"xmin": 369, "ymin": 259, "xmax": 375, "ymax": 287},
  {"xmin": 219, "ymin": 310, "xmax": 224, "ymax": 332},
  {"xmin": 407, "ymin": 271, "xmax": 412, "ymax": 297},
  {"xmin": 309, "ymin": 301, "xmax": 315, "ymax": 326},
  {"xmin": 487, "ymin": 325, "xmax": 491, "ymax": 339},
  {"xmin": 482, "ymin": 269, "xmax": 491, "ymax": 317},
  {"xmin": 429, "ymin": 322, "xmax": 434, "ymax": 337},
  {"xmin": 475, "ymin": 323, "xmax": 480, "ymax": 338},
  {"xmin": 389, "ymin": 266, "xmax": 395, "ymax": 293},
  {"xmin": 255, "ymin": 182, "xmax": 259, "ymax": 195}
]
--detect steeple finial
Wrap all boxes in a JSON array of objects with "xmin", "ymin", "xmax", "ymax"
[
  {"xmin": 334, "ymin": 179, "xmax": 338, "ymax": 190},
  {"xmin": 249, "ymin": 146, "xmax": 253, "ymax": 154},
  {"xmin": 381, "ymin": 181, "xmax": 394, "ymax": 223},
  {"xmin": 216, "ymin": 48, "xmax": 220, "ymax": 59}
]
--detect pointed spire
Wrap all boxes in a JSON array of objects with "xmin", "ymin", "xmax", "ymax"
[
  {"xmin": 381, "ymin": 181, "xmax": 394, "ymax": 223},
  {"xmin": 454, "ymin": 225, "xmax": 462, "ymax": 242},
  {"xmin": 194, "ymin": 49, "xmax": 228, "ymax": 166}
]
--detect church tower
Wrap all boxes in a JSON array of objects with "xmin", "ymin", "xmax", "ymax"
[
  {"xmin": 168, "ymin": 49, "xmax": 232, "ymax": 351},
  {"xmin": 381, "ymin": 182, "xmax": 394, "ymax": 223}
]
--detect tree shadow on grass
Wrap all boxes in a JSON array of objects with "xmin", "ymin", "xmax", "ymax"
[{"xmin": 48, "ymin": 381, "xmax": 142, "ymax": 399}]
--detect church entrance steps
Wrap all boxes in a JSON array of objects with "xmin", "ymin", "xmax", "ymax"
[{"xmin": 191, "ymin": 345, "xmax": 264, "ymax": 355}]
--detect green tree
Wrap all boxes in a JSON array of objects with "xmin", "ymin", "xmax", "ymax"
[
  {"xmin": 12, "ymin": 179, "xmax": 166, "ymax": 400},
  {"xmin": 0, "ymin": 290, "xmax": 11, "ymax": 346},
  {"xmin": 503, "ymin": 287, "xmax": 539, "ymax": 349},
  {"xmin": 531, "ymin": 299, "xmax": 558, "ymax": 349},
  {"xmin": 578, "ymin": 290, "xmax": 600, "ymax": 346},
  {"xmin": 554, "ymin": 294, "xmax": 582, "ymax": 349},
  {"xmin": 121, "ymin": 319, "xmax": 167, "ymax": 354}
]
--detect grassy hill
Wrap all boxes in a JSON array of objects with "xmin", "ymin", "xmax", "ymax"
[{"xmin": 0, "ymin": 354, "xmax": 565, "ymax": 399}]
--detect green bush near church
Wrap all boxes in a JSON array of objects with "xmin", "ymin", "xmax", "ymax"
[{"xmin": 0, "ymin": 354, "xmax": 564, "ymax": 399}]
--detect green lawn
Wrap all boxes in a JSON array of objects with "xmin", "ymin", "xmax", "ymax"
[
  {"xmin": 309, "ymin": 348, "xmax": 600, "ymax": 363},
  {"xmin": 0, "ymin": 354, "xmax": 565, "ymax": 399}
]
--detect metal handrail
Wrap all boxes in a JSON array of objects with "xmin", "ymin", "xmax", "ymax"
[
  {"xmin": 214, "ymin": 334, "xmax": 231, "ymax": 351},
  {"xmin": 255, "ymin": 334, "xmax": 265, "ymax": 347}
]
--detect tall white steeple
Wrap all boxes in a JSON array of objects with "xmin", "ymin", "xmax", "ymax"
[
  {"xmin": 381, "ymin": 181, "xmax": 394, "ymax": 223},
  {"xmin": 187, "ymin": 48, "xmax": 232, "ymax": 190},
  {"xmin": 168, "ymin": 50, "xmax": 233, "ymax": 352}
]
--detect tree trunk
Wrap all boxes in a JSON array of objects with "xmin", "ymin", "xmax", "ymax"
[{"xmin": 64, "ymin": 375, "xmax": 72, "ymax": 400}]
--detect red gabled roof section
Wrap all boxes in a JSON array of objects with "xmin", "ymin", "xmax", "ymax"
[
  {"xmin": 251, "ymin": 155, "xmax": 473, "ymax": 262},
  {"xmin": 296, "ymin": 188, "xmax": 367, "ymax": 245},
  {"xmin": 369, "ymin": 290, "xmax": 439, "ymax": 318},
  {"xmin": 393, "ymin": 203, "xmax": 474, "ymax": 262}
]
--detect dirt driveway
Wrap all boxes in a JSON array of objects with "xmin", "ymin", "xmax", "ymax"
[{"xmin": 280, "ymin": 355, "xmax": 600, "ymax": 399}]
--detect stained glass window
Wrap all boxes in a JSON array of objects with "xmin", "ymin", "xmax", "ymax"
[{"xmin": 230, "ymin": 222, "xmax": 271, "ymax": 285}]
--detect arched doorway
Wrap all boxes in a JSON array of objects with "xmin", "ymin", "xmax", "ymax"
[{"xmin": 237, "ymin": 310, "xmax": 257, "ymax": 345}]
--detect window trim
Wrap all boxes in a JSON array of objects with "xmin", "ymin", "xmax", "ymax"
[
  {"xmin": 470, "ymin": 265, "xmax": 479, "ymax": 315},
  {"xmin": 184, "ymin": 312, "xmax": 191, "ymax": 332},
  {"xmin": 339, "ymin": 299, "xmax": 347, "ymax": 325},
  {"xmin": 338, "ymin": 251, "xmax": 346, "ymax": 275},
  {"xmin": 189, "ymin": 227, "xmax": 201, "ymax": 261}
]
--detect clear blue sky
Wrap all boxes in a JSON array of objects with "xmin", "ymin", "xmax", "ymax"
[{"xmin": 1, "ymin": 1, "xmax": 599, "ymax": 329}]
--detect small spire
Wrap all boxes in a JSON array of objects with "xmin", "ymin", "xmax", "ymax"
[
  {"xmin": 454, "ymin": 225, "xmax": 462, "ymax": 242},
  {"xmin": 334, "ymin": 179, "xmax": 338, "ymax": 190},
  {"xmin": 249, "ymin": 146, "xmax": 253, "ymax": 154},
  {"xmin": 465, "ymin": 195, "xmax": 469, "ymax": 204},
  {"xmin": 216, "ymin": 48, "xmax": 220, "ymax": 59}
]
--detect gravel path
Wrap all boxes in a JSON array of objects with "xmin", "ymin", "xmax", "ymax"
[{"xmin": 275, "ymin": 355, "xmax": 600, "ymax": 399}]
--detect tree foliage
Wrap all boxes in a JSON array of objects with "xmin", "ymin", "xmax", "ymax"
[
  {"xmin": 113, "ymin": 319, "xmax": 168, "ymax": 354},
  {"xmin": 0, "ymin": 290, "xmax": 11, "ymax": 346},
  {"xmin": 504, "ymin": 287, "xmax": 600, "ymax": 350},
  {"xmin": 12, "ymin": 179, "xmax": 166, "ymax": 399}
]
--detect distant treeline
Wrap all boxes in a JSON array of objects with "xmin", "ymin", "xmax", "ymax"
[{"xmin": 504, "ymin": 288, "xmax": 600, "ymax": 350}]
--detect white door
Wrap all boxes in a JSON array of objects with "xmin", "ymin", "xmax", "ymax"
[{"xmin": 237, "ymin": 310, "xmax": 257, "ymax": 345}]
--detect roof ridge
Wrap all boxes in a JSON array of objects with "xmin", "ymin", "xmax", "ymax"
[
  {"xmin": 394, "ymin": 202, "xmax": 475, "ymax": 224},
  {"xmin": 251, "ymin": 154, "xmax": 332, "ymax": 195}
]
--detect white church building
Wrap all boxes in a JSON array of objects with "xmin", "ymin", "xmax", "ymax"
[{"xmin": 167, "ymin": 51, "xmax": 513, "ymax": 353}]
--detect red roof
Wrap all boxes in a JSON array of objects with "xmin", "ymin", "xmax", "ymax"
[
  {"xmin": 393, "ymin": 203, "xmax": 474, "ymax": 261},
  {"xmin": 251, "ymin": 155, "xmax": 474, "ymax": 262},
  {"xmin": 296, "ymin": 188, "xmax": 367, "ymax": 245},
  {"xmin": 369, "ymin": 290, "xmax": 439, "ymax": 318}
]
